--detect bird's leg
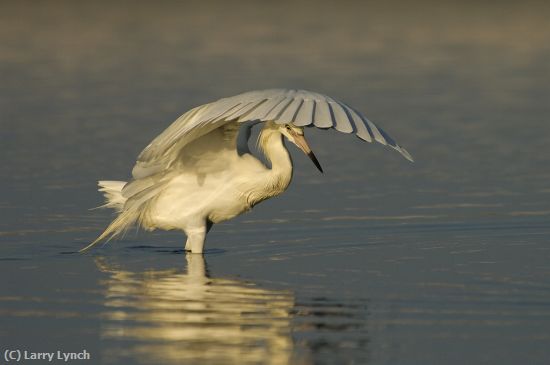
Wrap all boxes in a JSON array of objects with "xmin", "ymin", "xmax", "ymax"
[{"xmin": 184, "ymin": 225, "xmax": 207, "ymax": 254}]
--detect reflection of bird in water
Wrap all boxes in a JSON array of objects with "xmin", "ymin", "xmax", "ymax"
[
  {"xmin": 95, "ymin": 254, "xmax": 303, "ymax": 365},
  {"xmin": 82, "ymin": 89, "xmax": 412, "ymax": 253}
]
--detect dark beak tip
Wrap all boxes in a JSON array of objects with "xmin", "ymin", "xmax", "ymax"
[{"xmin": 307, "ymin": 151, "xmax": 324, "ymax": 173}]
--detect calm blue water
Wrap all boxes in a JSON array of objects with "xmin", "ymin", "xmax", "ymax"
[{"xmin": 1, "ymin": 1, "xmax": 550, "ymax": 364}]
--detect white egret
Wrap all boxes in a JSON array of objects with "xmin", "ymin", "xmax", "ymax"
[{"xmin": 82, "ymin": 89, "xmax": 413, "ymax": 253}]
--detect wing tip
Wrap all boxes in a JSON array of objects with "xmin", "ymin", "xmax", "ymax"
[{"xmin": 398, "ymin": 146, "xmax": 414, "ymax": 162}]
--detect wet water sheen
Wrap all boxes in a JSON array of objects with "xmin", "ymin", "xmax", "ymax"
[{"xmin": 1, "ymin": 1, "xmax": 550, "ymax": 364}]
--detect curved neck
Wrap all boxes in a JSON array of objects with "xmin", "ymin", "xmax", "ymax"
[{"xmin": 258, "ymin": 127, "xmax": 293, "ymax": 189}]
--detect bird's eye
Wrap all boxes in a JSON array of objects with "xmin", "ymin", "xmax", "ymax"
[{"xmin": 286, "ymin": 125, "xmax": 292, "ymax": 131}]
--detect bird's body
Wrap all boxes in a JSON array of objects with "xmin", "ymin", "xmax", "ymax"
[
  {"xmin": 145, "ymin": 122, "xmax": 295, "ymax": 252},
  {"xmin": 83, "ymin": 89, "xmax": 412, "ymax": 253}
]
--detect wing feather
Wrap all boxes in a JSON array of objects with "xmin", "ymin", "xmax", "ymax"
[
  {"xmin": 217, "ymin": 102, "xmax": 248, "ymax": 120},
  {"xmin": 236, "ymin": 99, "xmax": 270, "ymax": 121},
  {"xmin": 245, "ymin": 96, "xmax": 286, "ymax": 121},
  {"xmin": 329, "ymin": 101, "xmax": 354, "ymax": 133},
  {"xmin": 202, "ymin": 98, "xmax": 240, "ymax": 122},
  {"xmin": 265, "ymin": 97, "xmax": 294, "ymax": 120},
  {"xmin": 223, "ymin": 100, "xmax": 262, "ymax": 121},
  {"xmin": 278, "ymin": 98, "xmax": 304, "ymax": 122},
  {"xmin": 293, "ymin": 99, "xmax": 315, "ymax": 126},
  {"xmin": 132, "ymin": 88, "xmax": 413, "ymax": 180},
  {"xmin": 363, "ymin": 115, "xmax": 387, "ymax": 145},
  {"xmin": 345, "ymin": 106, "xmax": 373, "ymax": 142},
  {"xmin": 313, "ymin": 100, "xmax": 333, "ymax": 128}
]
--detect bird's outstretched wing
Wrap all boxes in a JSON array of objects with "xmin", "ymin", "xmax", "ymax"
[{"xmin": 131, "ymin": 89, "xmax": 413, "ymax": 179}]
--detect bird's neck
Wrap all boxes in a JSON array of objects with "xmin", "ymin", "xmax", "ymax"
[{"xmin": 258, "ymin": 127, "xmax": 293, "ymax": 194}]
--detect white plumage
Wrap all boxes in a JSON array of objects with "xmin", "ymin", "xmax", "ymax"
[{"xmin": 82, "ymin": 89, "xmax": 413, "ymax": 253}]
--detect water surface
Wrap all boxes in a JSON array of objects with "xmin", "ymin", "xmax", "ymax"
[{"xmin": 1, "ymin": 1, "xmax": 550, "ymax": 364}]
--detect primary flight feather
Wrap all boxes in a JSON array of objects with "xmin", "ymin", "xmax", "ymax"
[{"xmin": 82, "ymin": 89, "xmax": 413, "ymax": 253}]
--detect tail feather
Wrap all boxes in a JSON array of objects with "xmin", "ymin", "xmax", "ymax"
[
  {"xmin": 97, "ymin": 180, "xmax": 127, "ymax": 211},
  {"xmin": 80, "ymin": 180, "xmax": 130, "ymax": 252},
  {"xmin": 80, "ymin": 209, "xmax": 136, "ymax": 252},
  {"xmin": 81, "ymin": 179, "xmax": 166, "ymax": 252}
]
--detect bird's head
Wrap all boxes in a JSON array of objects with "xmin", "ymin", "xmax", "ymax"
[{"xmin": 280, "ymin": 124, "xmax": 323, "ymax": 173}]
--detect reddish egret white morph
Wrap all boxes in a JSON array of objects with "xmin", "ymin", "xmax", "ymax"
[{"xmin": 82, "ymin": 89, "xmax": 413, "ymax": 253}]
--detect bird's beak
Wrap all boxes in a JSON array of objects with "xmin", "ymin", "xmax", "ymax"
[{"xmin": 292, "ymin": 134, "xmax": 323, "ymax": 173}]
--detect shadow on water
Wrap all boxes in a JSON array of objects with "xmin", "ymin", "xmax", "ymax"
[{"xmin": 94, "ymin": 253, "xmax": 370, "ymax": 365}]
